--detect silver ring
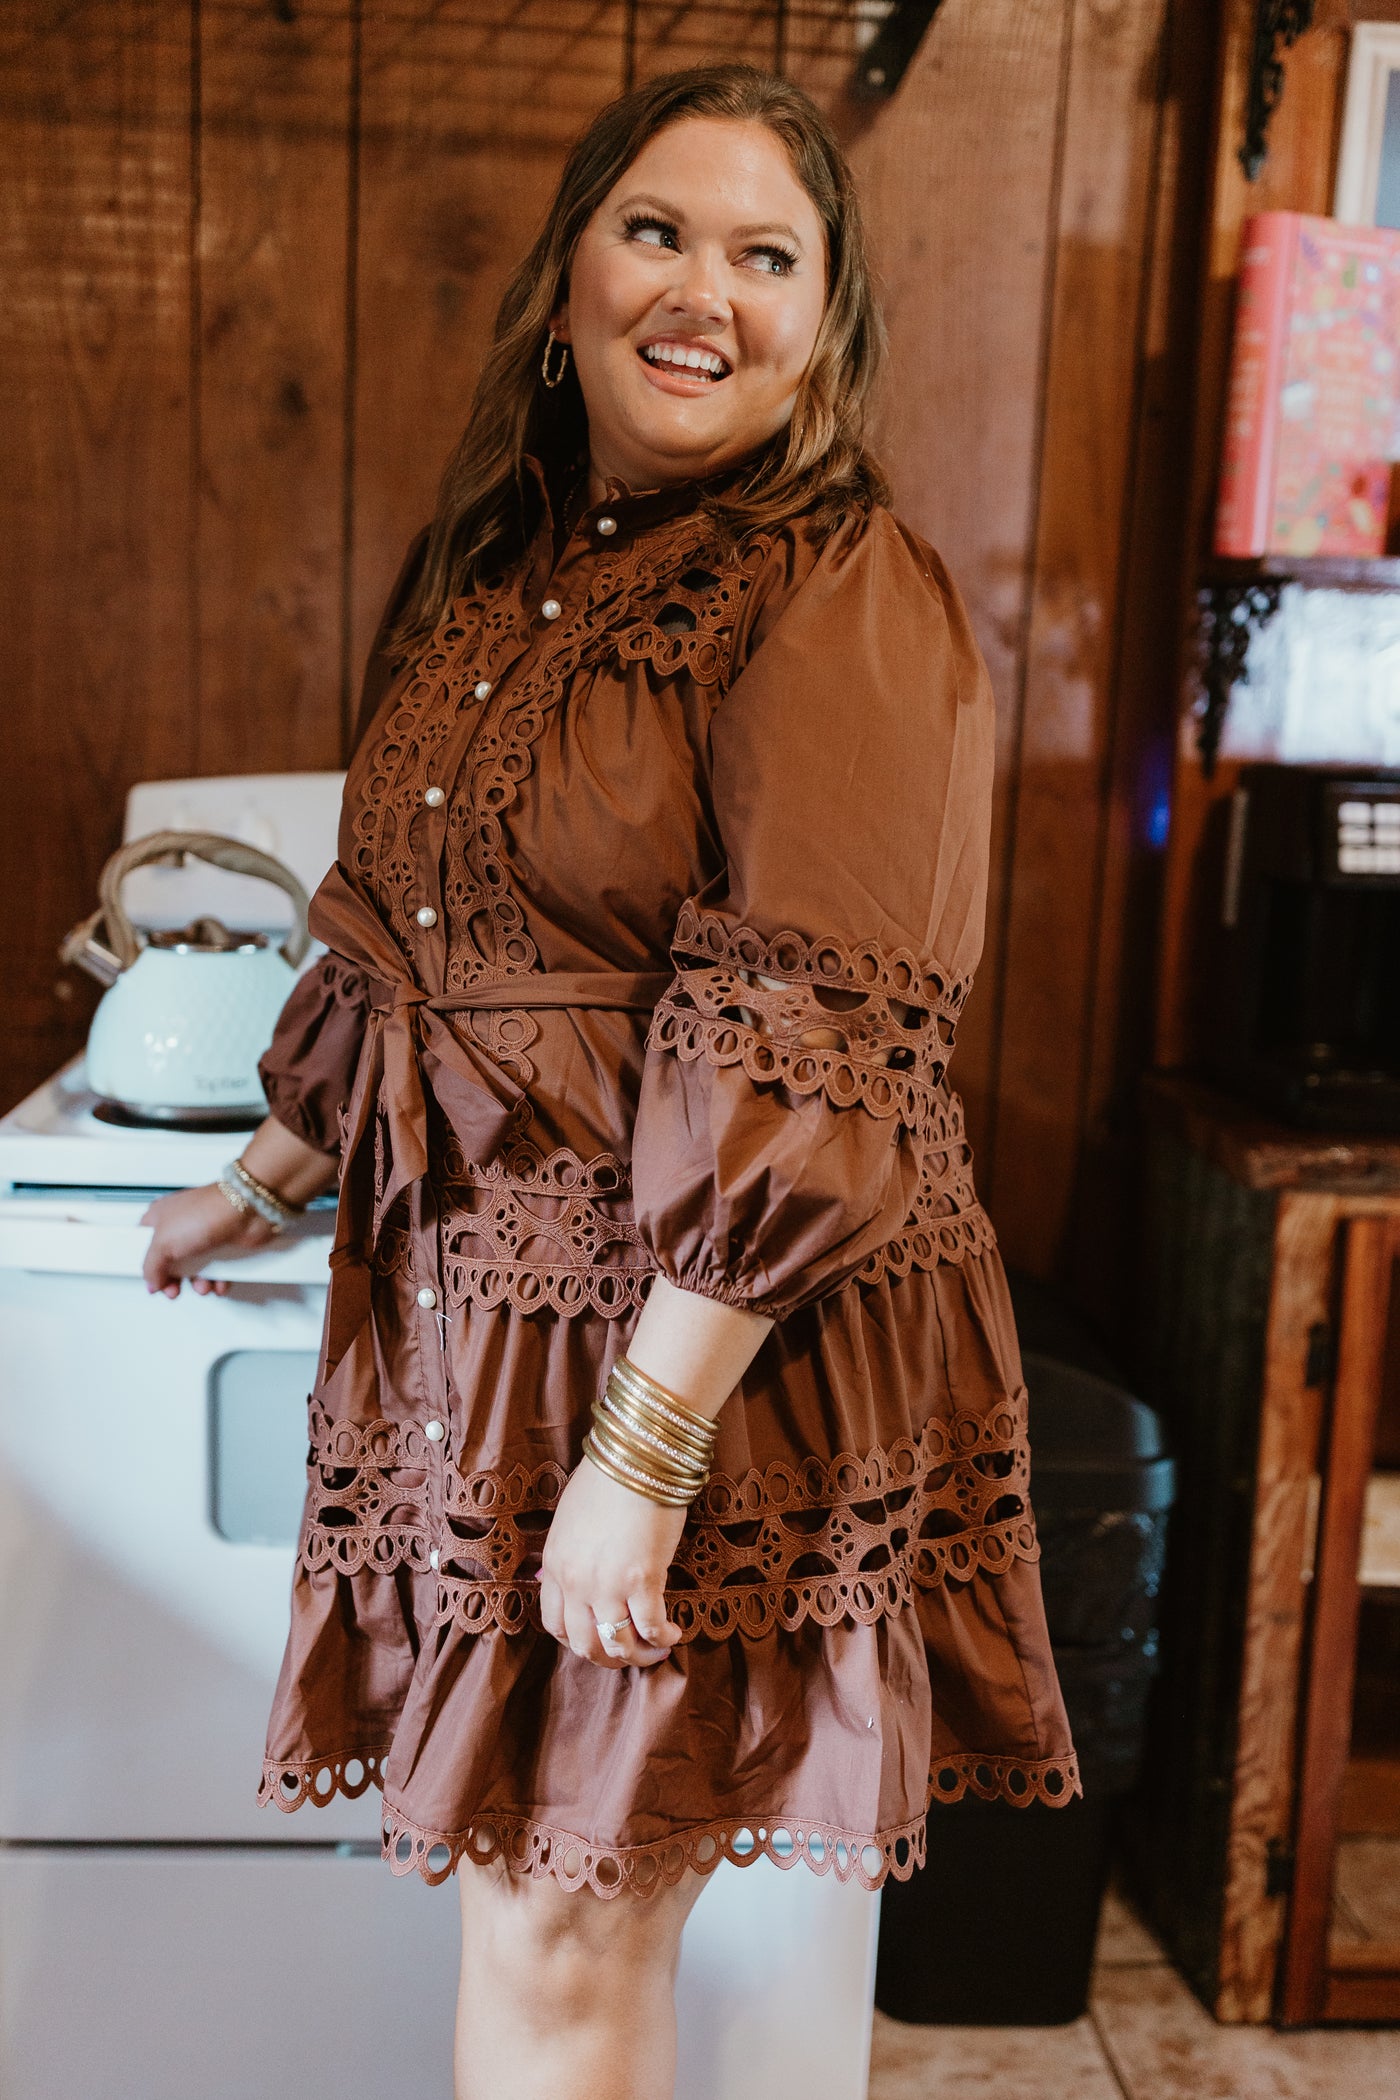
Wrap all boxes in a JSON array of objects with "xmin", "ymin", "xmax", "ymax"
[{"xmin": 596, "ymin": 1615, "xmax": 631, "ymax": 1643}]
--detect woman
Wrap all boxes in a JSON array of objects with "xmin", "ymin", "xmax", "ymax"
[{"xmin": 143, "ymin": 62, "xmax": 1077, "ymax": 2100}]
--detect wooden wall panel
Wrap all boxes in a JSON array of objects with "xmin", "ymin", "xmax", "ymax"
[
  {"xmin": 986, "ymin": 0, "xmax": 1172, "ymax": 1275},
  {"xmin": 350, "ymin": 2, "xmax": 625, "ymax": 693},
  {"xmin": 844, "ymin": 0, "xmax": 1071, "ymax": 1169},
  {"xmin": 629, "ymin": 0, "xmax": 782, "ymax": 81},
  {"xmin": 0, "ymin": 1, "xmax": 195, "ymax": 1106},
  {"xmin": 1071, "ymin": 0, "xmax": 1220, "ymax": 1331},
  {"xmin": 195, "ymin": 0, "xmax": 354, "ymax": 774}
]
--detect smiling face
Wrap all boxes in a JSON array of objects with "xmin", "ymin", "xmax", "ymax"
[{"xmin": 551, "ymin": 116, "xmax": 828, "ymax": 496}]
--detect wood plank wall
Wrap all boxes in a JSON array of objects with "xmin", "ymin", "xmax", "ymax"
[{"xmin": 0, "ymin": 0, "xmax": 1216, "ymax": 1318}]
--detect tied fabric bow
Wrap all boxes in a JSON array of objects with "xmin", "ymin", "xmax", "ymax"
[{"xmin": 308, "ymin": 861, "xmax": 671, "ymax": 1270}]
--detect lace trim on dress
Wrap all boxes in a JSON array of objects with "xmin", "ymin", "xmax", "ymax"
[
  {"xmin": 854, "ymin": 1092, "xmax": 998, "ymax": 1284},
  {"xmin": 348, "ymin": 528, "xmax": 770, "ymax": 1111},
  {"xmin": 258, "ymin": 1748, "xmax": 385, "ymax": 1813},
  {"xmin": 436, "ymin": 529, "xmax": 766, "ymax": 996},
  {"xmin": 648, "ymin": 902, "xmax": 970, "ymax": 1134},
  {"xmin": 298, "ymin": 1390, "xmax": 1039, "ymax": 1624},
  {"xmin": 259, "ymin": 1748, "xmax": 1083, "ymax": 1893},
  {"xmin": 416, "ymin": 1092, "xmax": 995, "ymax": 1319},
  {"xmin": 614, "ymin": 546, "xmax": 770, "ymax": 689},
  {"xmin": 437, "ymin": 1132, "xmax": 654, "ymax": 1320}
]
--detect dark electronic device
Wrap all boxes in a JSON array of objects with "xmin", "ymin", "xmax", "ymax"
[{"xmin": 1202, "ymin": 764, "xmax": 1400, "ymax": 1132}]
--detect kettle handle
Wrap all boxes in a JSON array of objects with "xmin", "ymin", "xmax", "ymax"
[{"xmin": 60, "ymin": 829, "xmax": 313, "ymax": 980}]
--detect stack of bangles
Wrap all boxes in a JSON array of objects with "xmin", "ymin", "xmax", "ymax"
[
  {"xmin": 215, "ymin": 1157, "xmax": 304, "ymax": 1235},
  {"xmin": 583, "ymin": 1355, "xmax": 717, "ymax": 1508}
]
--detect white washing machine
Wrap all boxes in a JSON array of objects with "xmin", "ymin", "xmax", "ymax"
[{"xmin": 0, "ymin": 774, "xmax": 877, "ymax": 2100}]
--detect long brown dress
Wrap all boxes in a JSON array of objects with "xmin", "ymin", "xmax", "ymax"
[{"xmin": 257, "ymin": 458, "xmax": 1079, "ymax": 1896}]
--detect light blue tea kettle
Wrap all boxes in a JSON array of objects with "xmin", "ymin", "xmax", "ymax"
[{"xmin": 60, "ymin": 830, "xmax": 311, "ymax": 1123}]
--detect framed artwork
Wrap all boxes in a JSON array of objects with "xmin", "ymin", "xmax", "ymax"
[{"xmin": 1335, "ymin": 23, "xmax": 1400, "ymax": 227}]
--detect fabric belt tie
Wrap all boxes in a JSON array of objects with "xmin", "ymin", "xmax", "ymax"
[{"xmin": 306, "ymin": 860, "xmax": 670, "ymax": 1268}]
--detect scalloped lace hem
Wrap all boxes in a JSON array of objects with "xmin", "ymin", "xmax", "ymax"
[{"xmin": 259, "ymin": 1748, "xmax": 1081, "ymax": 1893}]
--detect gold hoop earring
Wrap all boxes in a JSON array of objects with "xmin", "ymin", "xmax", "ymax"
[{"xmin": 541, "ymin": 331, "xmax": 569, "ymax": 389}]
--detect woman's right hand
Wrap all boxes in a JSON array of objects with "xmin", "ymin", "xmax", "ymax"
[{"xmin": 140, "ymin": 1184, "xmax": 275, "ymax": 1299}]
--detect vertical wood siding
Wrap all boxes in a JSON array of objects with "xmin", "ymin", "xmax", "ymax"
[{"xmin": 0, "ymin": 0, "xmax": 1212, "ymax": 1305}]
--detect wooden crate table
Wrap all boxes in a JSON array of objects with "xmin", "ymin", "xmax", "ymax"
[{"xmin": 1126, "ymin": 1076, "xmax": 1400, "ymax": 2025}]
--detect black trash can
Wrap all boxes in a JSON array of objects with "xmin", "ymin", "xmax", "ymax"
[{"xmin": 875, "ymin": 1351, "xmax": 1175, "ymax": 2026}]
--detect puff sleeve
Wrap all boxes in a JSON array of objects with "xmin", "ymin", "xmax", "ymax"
[
  {"xmin": 629, "ymin": 509, "xmax": 996, "ymax": 1317},
  {"xmin": 256, "ymin": 530, "xmax": 427, "ymax": 1155},
  {"xmin": 257, "ymin": 954, "xmax": 371, "ymax": 1156}
]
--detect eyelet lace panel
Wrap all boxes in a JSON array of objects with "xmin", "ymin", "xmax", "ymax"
[
  {"xmin": 258, "ymin": 1749, "xmax": 385, "ymax": 1812},
  {"xmin": 437, "ymin": 1132, "xmax": 654, "ymax": 1320},
  {"xmin": 649, "ymin": 902, "xmax": 969, "ymax": 1134},
  {"xmin": 614, "ymin": 544, "xmax": 770, "ymax": 688},
  {"xmin": 349, "ymin": 527, "xmax": 769, "ymax": 1056},
  {"xmin": 299, "ymin": 1412, "xmax": 437, "ymax": 1579},
  {"xmin": 854, "ymin": 1090, "xmax": 997, "ymax": 1285},
  {"xmin": 350, "ymin": 587, "xmax": 524, "ymax": 957},
  {"xmin": 298, "ymin": 1389, "xmax": 1037, "ymax": 1619},
  {"xmin": 434, "ymin": 528, "xmax": 762, "ymax": 996},
  {"xmin": 259, "ymin": 1750, "xmax": 1083, "ymax": 1892}
]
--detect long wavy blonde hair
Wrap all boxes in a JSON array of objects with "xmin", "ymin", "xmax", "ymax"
[{"xmin": 393, "ymin": 62, "xmax": 889, "ymax": 654}]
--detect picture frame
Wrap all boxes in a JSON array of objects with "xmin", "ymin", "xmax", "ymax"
[{"xmin": 1335, "ymin": 22, "xmax": 1400, "ymax": 227}]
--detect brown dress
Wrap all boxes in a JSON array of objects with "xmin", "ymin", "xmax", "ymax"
[{"xmin": 257, "ymin": 459, "xmax": 1079, "ymax": 1896}]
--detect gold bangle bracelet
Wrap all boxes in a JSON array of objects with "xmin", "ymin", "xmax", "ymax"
[
  {"xmin": 597, "ymin": 1387, "xmax": 713, "ymax": 1470},
  {"xmin": 609, "ymin": 1356, "xmax": 715, "ymax": 1440},
  {"xmin": 592, "ymin": 1436, "xmax": 703, "ymax": 1502},
  {"xmin": 586, "ymin": 1355, "xmax": 718, "ymax": 1510},
  {"xmin": 589, "ymin": 1406, "xmax": 707, "ymax": 1493},
  {"xmin": 597, "ymin": 1393, "xmax": 713, "ymax": 1479},
  {"xmin": 582, "ymin": 1432, "xmax": 694, "ymax": 1508},
  {"xmin": 603, "ymin": 1384, "xmax": 714, "ymax": 1469}
]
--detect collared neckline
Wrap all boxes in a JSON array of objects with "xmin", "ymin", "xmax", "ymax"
[{"xmin": 522, "ymin": 449, "xmax": 761, "ymax": 546}]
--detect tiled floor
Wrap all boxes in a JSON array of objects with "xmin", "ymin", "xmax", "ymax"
[{"xmin": 867, "ymin": 1883, "xmax": 1400, "ymax": 2099}]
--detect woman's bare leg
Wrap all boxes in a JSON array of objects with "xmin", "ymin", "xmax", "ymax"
[{"xmin": 455, "ymin": 1857, "xmax": 706, "ymax": 2100}]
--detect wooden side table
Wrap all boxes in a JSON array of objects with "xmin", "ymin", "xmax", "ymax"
[{"xmin": 1126, "ymin": 1076, "xmax": 1400, "ymax": 2025}]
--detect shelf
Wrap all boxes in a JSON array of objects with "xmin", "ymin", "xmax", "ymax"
[{"xmin": 1203, "ymin": 554, "xmax": 1400, "ymax": 590}]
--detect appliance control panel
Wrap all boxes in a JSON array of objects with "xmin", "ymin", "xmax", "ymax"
[{"xmin": 1327, "ymin": 784, "xmax": 1400, "ymax": 881}]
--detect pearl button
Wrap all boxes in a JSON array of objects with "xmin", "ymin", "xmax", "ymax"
[
  {"xmin": 423, "ymin": 785, "xmax": 445, "ymax": 808},
  {"xmin": 425, "ymin": 1420, "xmax": 445, "ymax": 1443},
  {"xmin": 415, "ymin": 906, "xmax": 437, "ymax": 928},
  {"xmin": 474, "ymin": 679, "xmax": 492, "ymax": 701},
  {"xmin": 540, "ymin": 598, "xmax": 562, "ymax": 621},
  {"xmin": 417, "ymin": 1286, "xmax": 437, "ymax": 1309},
  {"xmin": 596, "ymin": 515, "xmax": 617, "ymax": 536},
  {"xmin": 429, "ymin": 1548, "xmax": 441, "ymax": 1572}
]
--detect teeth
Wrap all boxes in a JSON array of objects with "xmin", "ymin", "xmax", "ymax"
[{"xmin": 641, "ymin": 342, "xmax": 728, "ymax": 377}]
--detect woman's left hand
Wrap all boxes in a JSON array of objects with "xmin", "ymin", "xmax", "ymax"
[{"xmin": 539, "ymin": 1459, "xmax": 686, "ymax": 1669}]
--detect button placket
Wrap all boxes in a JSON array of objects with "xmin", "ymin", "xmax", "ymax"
[
  {"xmin": 404, "ymin": 611, "xmax": 534, "ymax": 975},
  {"xmin": 406, "ymin": 1179, "xmax": 452, "ymax": 1552}
]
